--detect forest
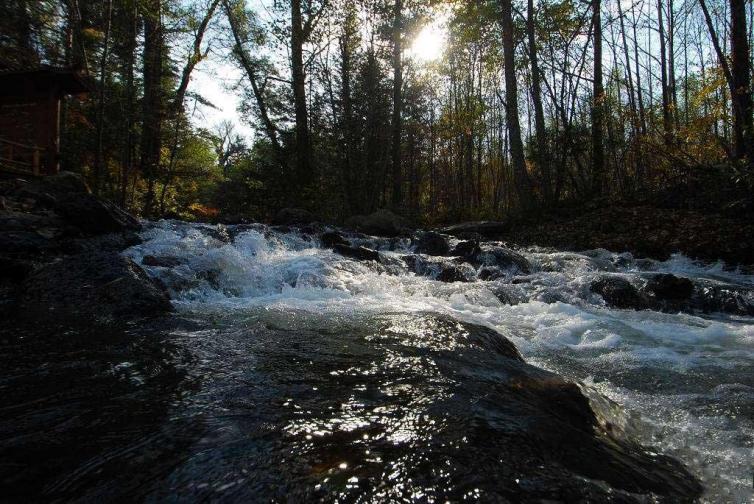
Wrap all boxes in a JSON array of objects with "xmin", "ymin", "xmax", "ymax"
[
  {"xmin": 1, "ymin": 0, "xmax": 752, "ymax": 224},
  {"xmin": 4, "ymin": 1, "xmax": 754, "ymax": 501}
]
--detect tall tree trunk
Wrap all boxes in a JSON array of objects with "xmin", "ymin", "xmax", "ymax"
[
  {"xmin": 730, "ymin": 0, "xmax": 754, "ymax": 162},
  {"xmin": 391, "ymin": 0, "xmax": 403, "ymax": 208},
  {"xmin": 339, "ymin": 6, "xmax": 357, "ymax": 212},
  {"xmin": 93, "ymin": 0, "xmax": 113, "ymax": 195},
  {"xmin": 224, "ymin": 0, "xmax": 284, "ymax": 166},
  {"xmin": 527, "ymin": 0, "xmax": 551, "ymax": 203},
  {"xmin": 139, "ymin": 0, "xmax": 164, "ymax": 218},
  {"xmin": 591, "ymin": 0, "xmax": 605, "ymax": 195},
  {"xmin": 657, "ymin": 0, "xmax": 673, "ymax": 144},
  {"xmin": 501, "ymin": 0, "xmax": 534, "ymax": 210},
  {"xmin": 291, "ymin": 0, "xmax": 313, "ymax": 194},
  {"xmin": 120, "ymin": 0, "xmax": 138, "ymax": 208}
]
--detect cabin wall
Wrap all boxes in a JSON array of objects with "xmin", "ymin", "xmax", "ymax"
[{"xmin": 0, "ymin": 90, "xmax": 61, "ymax": 175}]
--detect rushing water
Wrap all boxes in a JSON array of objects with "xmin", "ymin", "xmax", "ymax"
[{"xmin": 2, "ymin": 220, "xmax": 753, "ymax": 502}]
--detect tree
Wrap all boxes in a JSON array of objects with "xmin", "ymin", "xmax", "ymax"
[
  {"xmin": 391, "ymin": 0, "xmax": 404, "ymax": 208},
  {"xmin": 591, "ymin": 0, "xmax": 604, "ymax": 195},
  {"xmin": 140, "ymin": 0, "xmax": 165, "ymax": 217},
  {"xmin": 500, "ymin": 0, "xmax": 534, "ymax": 210}
]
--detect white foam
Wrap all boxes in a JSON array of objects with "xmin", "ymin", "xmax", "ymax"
[{"xmin": 125, "ymin": 221, "xmax": 754, "ymax": 501}]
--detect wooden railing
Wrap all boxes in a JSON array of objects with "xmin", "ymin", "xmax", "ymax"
[{"xmin": 0, "ymin": 137, "xmax": 44, "ymax": 176}]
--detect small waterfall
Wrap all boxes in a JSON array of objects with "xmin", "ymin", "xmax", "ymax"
[{"xmin": 123, "ymin": 219, "xmax": 754, "ymax": 501}]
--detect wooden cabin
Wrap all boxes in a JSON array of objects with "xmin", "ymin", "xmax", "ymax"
[{"xmin": 0, "ymin": 65, "xmax": 91, "ymax": 177}]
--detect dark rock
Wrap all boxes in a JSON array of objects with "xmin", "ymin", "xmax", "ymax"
[
  {"xmin": 321, "ymin": 315, "xmax": 702, "ymax": 501},
  {"xmin": 591, "ymin": 276, "xmax": 649, "ymax": 310},
  {"xmin": 273, "ymin": 208, "xmax": 318, "ymax": 225},
  {"xmin": 478, "ymin": 267, "xmax": 503, "ymax": 281},
  {"xmin": 20, "ymin": 251, "xmax": 172, "ymax": 322},
  {"xmin": 196, "ymin": 224, "xmax": 231, "ymax": 243},
  {"xmin": 490, "ymin": 285, "xmax": 524, "ymax": 305},
  {"xmin": 142, "ymin": 255, "xmax": 182, "ymax": 268},
  {"xmin": 0, "ymin": 256, "xmax": 35, "ymax": 282},
  {"xmin": 0, "ymin": 231, "xmax": 58, "ymax": 254},
  {"xmin": 54, "ymin": 192, "xmax": 141, "ymax": 235},
  {"xmin": 321, "ymin": 231, "xmax": 349, "ymax": 248},
  {"xmin": 345, "ymin": 209, "xmax": 411, "ymax": 237},
  {"xmin": 65, "ymin": 231, "xmax": 143, "ymax": 255},
  {"xmin": 414, "ymin": 231, "xmax": 450, "ymax": 256},
  {"xmin": 477, "ymin": 246, "xmax": 531, "ymax": 274},
  {"xmin": 645, "ymin": 274, "xmax": 694, "ymax": 301},
  {"xmin": 333, "ymin": 243, "xmax": 380, "ymax": 262},
  {"xmin": 693, "ymin": 284, "xmax": 754, "ymax": 316},
  {"xmin": 451, "ymin": 239, "xmax": 481, "ymax": 259},
  {"xmin": 442, "ymin": 221, "xmax": 509, "ymax": 238},
  {"xmin": 436, "ymin": 264, "xmax": 474, "ymax": 283}
]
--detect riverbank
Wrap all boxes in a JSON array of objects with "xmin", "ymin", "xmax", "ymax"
[{"xmin": 504, "ymin": 201, "xmax": 754, "ymax": 267}]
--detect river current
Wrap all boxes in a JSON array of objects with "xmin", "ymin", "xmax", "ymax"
[{"xmin": 2, "ymin": 220, "xmax": 752, "ymax": 502}]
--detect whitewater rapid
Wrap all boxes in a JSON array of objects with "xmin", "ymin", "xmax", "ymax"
[{"xmin": 125, "ymin": 220, "xmax": 754, "ymax": 502}]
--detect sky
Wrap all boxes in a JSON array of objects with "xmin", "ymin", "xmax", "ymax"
[{"xmin": 185, "ymin": 0, "xmax": 447, "ymax": 146}]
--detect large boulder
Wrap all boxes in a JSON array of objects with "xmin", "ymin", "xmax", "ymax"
[
  {"xmin": 414, "ymin": 231, "xmax": 450, "ymax": 256},
  {"xmin": 644, "ymin": 273, "xmax": 694, "ymax": 301},
  {"xmin": 475, "ymin": 246, "xmax": 531, "ymax": 274},
  {"xmin": 345, "ymin": 209, "xmax": 411, "ymax": 237},
  {"xmin": 20, "ymin": 251, "xmax": 172, "ymax": 322},
  {"xmin": 54, "ymin": 193, "xmax": 141, "ymax": 234},
  {"xmin": 3, "ymin": 171, "xmax": 141, "ymax": 236},
  {"xmin": 591, "ymin": 276, "xmax": 649, "ymax": 310}
]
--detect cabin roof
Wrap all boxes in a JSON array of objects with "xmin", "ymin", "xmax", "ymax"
[{"xmin": 0, "ymin": 64, "xmax": 93, "ymax": 97}]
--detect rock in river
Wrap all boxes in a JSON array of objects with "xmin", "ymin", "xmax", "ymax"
[{"xmin": 20, "ymin": 251, "xmax": 172, "ymax": 322}]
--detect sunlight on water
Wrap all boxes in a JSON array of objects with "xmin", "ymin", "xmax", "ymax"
[{"xmin": 124, "ymin": 220, "xmax": 754, "ymax": 502}]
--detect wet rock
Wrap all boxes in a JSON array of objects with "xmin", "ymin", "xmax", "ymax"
[
  {"xmin": 273, "ymin": 208, "xmax": 318, "ymax": 225},
  {"xmin": 414, "ymin": 231, "xmax": 450, "ymax": 256},
  {"xmin": 436, "ymin": 263, "xmax": 475, "ymax": 283},
  {"xmin": 345, "ymin": 209, "xmax": 411, "ymax": 237},
  {"xmin": 142, "ymin": 255, "xmax": 182, "ymax": 268},
  {"xmin": 693, "ymin": 283, "xmax": 754, "ymax": 316},
  {"xmin": 450, "ymin": 239, "xmax": 481, "ymax": 259},
  {"xmin": 333, "ymin": 243, "xmax": 380, "ymax": 262},
  {"xmin": 20, "ymin": 251, "xmax": 173, "ymax": 322},
  {"xmin": 645, "ymin": 273, "xmax": 694, "ymax": 301},
  {"xmin": 320, "ymin": 231, "xmax": 349, "ymax": 248},
  {"xmin": 490, "ymin": 285, "xmax": 524, "ymax": 305},
  {"xmin": 477, "ymin": 246, "xmax": 531, "ymax": 274},
  {"xmin": 591, "ymin": 276, "xmax": 649, "ymax": 310},
  {"xmin": 196, "ymin": 224, "xmax": 231, "ymax": 243},
  {"xmin": 478, "ymin": 267, "xmax": 503, "ymax": 281}
]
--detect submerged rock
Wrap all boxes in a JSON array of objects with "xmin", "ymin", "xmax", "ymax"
[
  {"xmin": 20, "ymin": 251, "xmax": 172, "ymax": 322},
  {"xmin": 142, "ymin": 255, "xmax": 182, "ymax": 268},
  {"xmin": 332, "ymin": 243, "xmax": 380, "ymax": 262},
  {"xmin": 320, "ymin": 230, "xmax": 349, "ymax": 248},
  {"xmin": 591, "ymin": 276, "xmax": 649, "ymax": 310}
]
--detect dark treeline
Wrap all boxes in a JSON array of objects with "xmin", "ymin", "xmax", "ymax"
[{"xmin": 1, "ymin": 0, "xmax": 752, "ymax": 223}]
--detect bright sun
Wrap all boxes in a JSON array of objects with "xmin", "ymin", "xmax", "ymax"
[{"xmin": 408, "ymin": 23, "xmax": 446, "ymax": 63}]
